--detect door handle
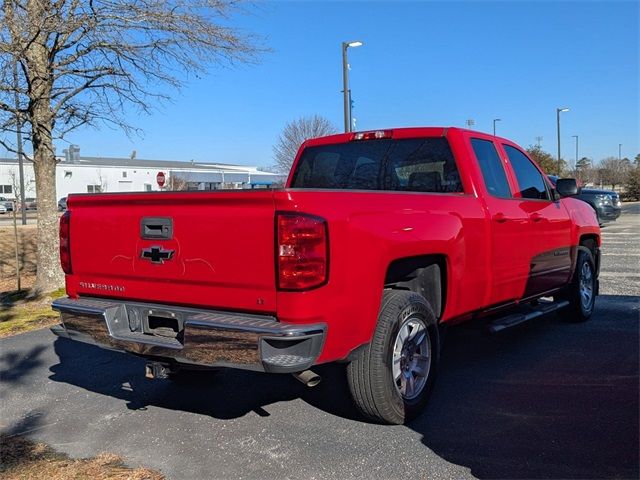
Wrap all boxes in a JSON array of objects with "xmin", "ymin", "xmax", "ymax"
[
  {"xmin": 531, "ymin": 213, "xmax": 543, "ymax": 222},
  {"xmin": 492, "ymin": 212, "xmax": 509, "ymax": 223},
  {"xmin": 140, "ymin": 217, "xmax": 173, "ymax": 239}
]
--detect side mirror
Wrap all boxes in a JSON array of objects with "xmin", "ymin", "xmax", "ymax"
[{"xmin": 555, "ymin": 178, "xmax": 580, "ymax": 197}]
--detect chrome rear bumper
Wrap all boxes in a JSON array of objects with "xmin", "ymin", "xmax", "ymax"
[{"xmin": 51, "ymin": 297, "xmax": 326, "ymax": 373}]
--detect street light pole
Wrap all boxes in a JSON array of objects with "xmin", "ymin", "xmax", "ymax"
[
  {"xmin": 341, "ymin": 40, "xmax": 362, "ymax": 133},
  {"xmin": 493, "ymin": 118, "xmax": 501, "ymax": 136},
  {"xmin": 12, "ymin": 59, "xmax": 26, "ymax": 225},
  {"xmin": 556, "ymin": 107, "xmax": 569, "ymax": 175},
  {"xmin": 572, "ymin": 135, "xmax": 578, "ymax": 171},
  {"xmin": 618, "ymin": 143, "xmax": 622, "ymax": 161}
]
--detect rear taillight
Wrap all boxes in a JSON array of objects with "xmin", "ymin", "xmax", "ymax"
[
  {"xmin": 277, "ymin": 213, "xmax": 328, "ymax": 290},
  {"xmin": 59, "ymin": 210, "xmax": 72, "ymax": 274}
]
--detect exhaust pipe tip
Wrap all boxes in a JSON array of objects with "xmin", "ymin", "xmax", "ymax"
[{"xmin": 292, "ymin": 369, "xmax": 321, "ymax": 387}]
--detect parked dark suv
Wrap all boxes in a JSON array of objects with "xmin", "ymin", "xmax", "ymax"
[{"xmin": 549, "ymin": 176, "xmax": 622, "ymax": 224}]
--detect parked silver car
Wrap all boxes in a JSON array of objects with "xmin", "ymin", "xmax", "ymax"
[{"xmin": 0, "ymin": 196, "xmax": 14, "ymax": 211}]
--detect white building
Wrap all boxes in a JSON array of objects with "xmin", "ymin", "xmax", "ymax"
[{"xmin": 0, "ymin": 146, "xmax": 284, "ymax": 201}]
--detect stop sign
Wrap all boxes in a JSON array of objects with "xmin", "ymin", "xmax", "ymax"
[{"xmin": 156, "ymin": 171, "xmax": 166, "ymax": 188}]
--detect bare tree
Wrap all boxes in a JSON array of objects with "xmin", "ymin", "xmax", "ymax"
[
  {"xmin": 8, "ymin": 168, "xmax": 34, "ymax": 206},
  {"xmin": 168, "ymin": 173, "xmax": 190, "ymax": 191},
  {"xmin": 575, "ymin": 156, "xmax": 593, "ymax": 185},
  {"xmin": 0, "ymin": 0, "xmax": 261, "ymax": 291},
  {"xmin": 597, "ymin": 157, "xmax": 631, "ymax": 191},
  {"xmin": 273, "ymin": 115, "xmax": 337, "ymax": 174},
  {"xmin": 95, "ymin": 168, "xmax": 110, "ymax": 192}
]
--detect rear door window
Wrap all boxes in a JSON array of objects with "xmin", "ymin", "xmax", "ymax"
[
  {"xmin": 503, "ymin": 145, "xmax": 550, "ymax": 200},
  {"xmin": 470, "ymin": 138, "xmax": 512, "ymax": 198},
  {"xmin": 290, "ymin": 137, "xmax": 463, "ymax": 193}
]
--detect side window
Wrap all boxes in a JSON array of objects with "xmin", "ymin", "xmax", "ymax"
[
  {"xmin": 470, "ymin": 138, "xmax": 511, "ymax": 198},
  {"xmin": 503, "ymin": 145, "xmax": 550, "ymax": 200}
]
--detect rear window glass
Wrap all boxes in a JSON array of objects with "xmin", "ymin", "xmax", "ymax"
[{"xmin": 290, "ymin": 137, "xmax": 463, "ymax": 193}]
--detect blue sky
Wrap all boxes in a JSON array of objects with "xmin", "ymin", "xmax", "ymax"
[{"xmin": 58, "ymin": 0, "xmax": 638, "ymax": 167}]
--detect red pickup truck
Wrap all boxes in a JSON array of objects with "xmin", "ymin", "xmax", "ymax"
[{"xmin": 52, "ymin": 127, "xmax": 601, "ymax": 424}]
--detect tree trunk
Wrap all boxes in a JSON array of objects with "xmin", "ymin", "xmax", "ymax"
[
  {"xmin": 33, "ymin": 145, "xmax": 63, "ymax": 292},
  {"xmin": 26, "ymin": 0, "xmax": 64, "ymax": 292}
]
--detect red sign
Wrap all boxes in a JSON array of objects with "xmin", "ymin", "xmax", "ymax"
[{"xmin": 156, "ymin": 171, "xmax": 166, "ymax": 188}]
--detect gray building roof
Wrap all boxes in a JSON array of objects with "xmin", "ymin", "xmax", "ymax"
[{"xmin": 0, "ymin": 156, "xmax": 271, "ymax": 173}]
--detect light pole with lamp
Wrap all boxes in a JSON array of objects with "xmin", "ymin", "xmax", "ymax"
[
  {"xmin": 342, "ymin": 40, "xmax": 362, "ymax": 133},
  {"xmin": 493, "ymin": 118, "xmax": 501, "ymax": 136},
  {"xmin": 556, "ymin": 107, "xmax": 569, "ymax": 175}
]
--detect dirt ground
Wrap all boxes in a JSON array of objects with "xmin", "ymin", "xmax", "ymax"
[
  {"xmin": 0, "ymin": 225, "xmax": 36, "ymax": 294},
  {"xmin": 0, "ymin": 434, "xmax": 164, "ymax": 480}
]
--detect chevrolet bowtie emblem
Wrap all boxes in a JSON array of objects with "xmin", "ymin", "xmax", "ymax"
[{"xmin": 141, "ymin": 246, "xmax": 175, "ymax": 264}]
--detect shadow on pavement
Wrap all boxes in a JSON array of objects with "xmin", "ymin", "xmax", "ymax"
[
  {"xmin": 48, "ymin": 294, "xmax": 639, "ymax": 479},
  {"xmin": 0, "ymin": 410, "xmax": 48, "ymax": 437},
  {"xmin": 49, "ymin": 336, "xmax": 361, "ymax": 422},
  {"xmin": 0, "ymin": 344, "xmax": 48, "ymax": 386},
  {"xmin": 413, "ymin": 294, "xmax": 639, "ymax": 479}
]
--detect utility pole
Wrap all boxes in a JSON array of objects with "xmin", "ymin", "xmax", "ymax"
[
  {"xmin": 535, "ymin": 136, "xmax": 543, "ymax": 147},
  {"xmin": 619, "ymin": 143, "xmax": 622, "ymax": 161},
  {"xmin": 572, "ymin": 135, "xmax": 578, "ymax": 171},
  {"xmin": 13, "ymin": 60, "xmax": 27, "ymax": 225},
  {"xmin": 12, "ymin": 202, "xmax": 21, "ymax": 290},
  {"xmin": 349, "ymin": 90, "xmax": 355, "ymax": 131},
  {"xmin": 465, "ymin": 119, "xmax": 475, "ymax": 128}
]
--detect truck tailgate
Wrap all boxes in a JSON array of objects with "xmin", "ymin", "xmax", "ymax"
[{"xmin": 66, "ymin": 190, "xmax": 277, "ymax": 313}]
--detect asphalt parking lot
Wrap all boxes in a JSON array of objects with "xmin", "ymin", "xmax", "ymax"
[
  {"xmin": 1, "ymin": 204, "xmax": 638, "ymax": 479},
  {"xmin": 0, "ymin": 211, "xmax": 38, "ymax": 227}
]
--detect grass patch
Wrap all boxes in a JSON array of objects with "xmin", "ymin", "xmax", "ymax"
[
  {"xmin": 0, "ymin": 434, "xmax": 164, "ymax": 479},
  {"xmin": 0, "ymin": 287, "xmax": 67, "ymax": 338},
  {"xmin": 49, "ymin": 287, "xmax": 66, "ymax": 300}
]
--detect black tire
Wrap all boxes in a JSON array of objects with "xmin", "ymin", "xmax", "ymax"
[
  {"xmin": 558, "ymin": 248, "xmax": 597, "ymax": 322},
  {"xmin": 346, "ymin": 290, "xmax": 439, "ymax": 424}
]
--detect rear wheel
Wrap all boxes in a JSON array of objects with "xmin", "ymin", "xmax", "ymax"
[
  {"xmin": 557, "ymin": 248, "xmax": 596, "ymax": 322},
  {"xmin": 347, "ymin": 290, "xmax": 439, "ymax": 424}
]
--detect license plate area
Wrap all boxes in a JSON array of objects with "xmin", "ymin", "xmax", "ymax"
[
  {"xmin": 126, "ymin": 305, "xmax": 185, "ymax": 341},
  {"xmin": 147, "ymin": 314, "xmax": 181, "ymax": 338}
]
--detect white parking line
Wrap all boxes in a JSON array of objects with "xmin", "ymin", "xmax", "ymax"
[{"xmin": 598, "ymin": 272, "xmax": 640, "ymax": 278}]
